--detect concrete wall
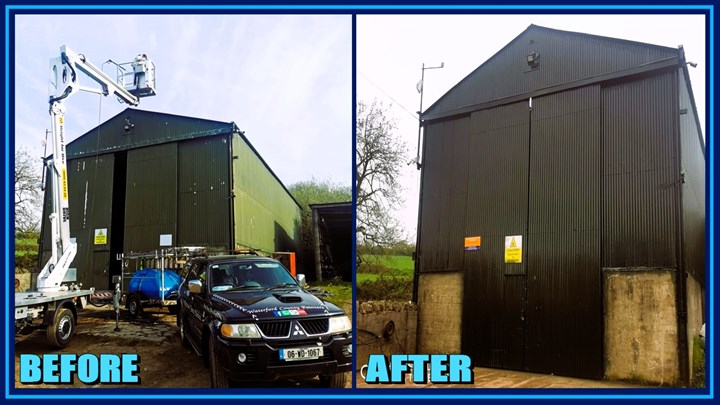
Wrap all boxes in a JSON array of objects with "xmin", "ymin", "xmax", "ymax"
[
  {"xmin": 604, "ymin": 269, "xmax": 679, "ymax": 385},
  {"xmin": 356, "ymin": 301, "xmax": 417, "ymax": 371},
  {"xmin": 417, "ymin": 272, "xmax": 463, "ymax": 354},
  {"xmin": 686, "ymin": 274, "xmax": 704, "ymax": 385}
]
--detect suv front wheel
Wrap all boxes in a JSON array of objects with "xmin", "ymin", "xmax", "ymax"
[{"xmin": 320, "ymin": 372, "xmax": 348, "ymax": 388}]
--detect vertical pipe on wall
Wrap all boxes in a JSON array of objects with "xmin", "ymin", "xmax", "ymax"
[
  {"xmin": 228, "ymin": 132, "xmax": 236, "ymax": 251},
  {"xmin": 672, "ymin": 67, "xmax": 689, "ymax": 386}
]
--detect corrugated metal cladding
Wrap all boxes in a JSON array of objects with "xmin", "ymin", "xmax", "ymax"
[
  {"xmin": 178, "ymin": 136, "xmax": 231, "ymax": 248},
  {"xmin": 424, "ymin": 24, "xmax": 678, "ymax": 120},
  {"xmin": 41, "ymin": 155, "xmax": 115, "ymax": 289},
  {"xmin": 66, "ymin": 109, "xmax": 232, "ymax": 159},
  {"xmin": 232, "ymin": 135, "xmax": 301, "ymax": 254},
  {"xmin": 525, "ymin": 86, "xmax": 602, "ymax": 378},
  {"xmin": 40, "ymin": 108, "xmax": 301, "ymax": 289},
  {"xmin": 124, "ymin": 143, "xmax": 178, "ymax": 252},
  {"xmin": 417, "ymin": 25, "xmax": 704, "ymax": 380},
  {"xmin": 602, "ymin": 73, "xmax": 678, "ymax": 268},
  {"xmin": 678, "ymin": 72, "xmax": 706, "ymax": 286},
  {"xmin": 460, "ymin": 101, "xmax": 529, "ymax": 371},
  {"xmin": 419, "ymin": 116, "xmax": 470, "ymax": 273}
]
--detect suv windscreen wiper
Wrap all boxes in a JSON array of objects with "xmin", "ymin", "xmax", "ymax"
[
  {"xmin": 266, "ymin": 283, "xmax": 299, "ymax": 291},
  {"xmin": 224, "ymin": 284, "xmax": 264, "ymax": 292}
]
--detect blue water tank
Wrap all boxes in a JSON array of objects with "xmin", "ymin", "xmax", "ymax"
[{"xmin": 127, "ymin": 268, "xmax": 182, "ymax": 300}]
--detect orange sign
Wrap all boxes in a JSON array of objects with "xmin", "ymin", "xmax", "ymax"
[{"xmin": 464, "ymin": 236, "xmax": 481, "ymax": 251}]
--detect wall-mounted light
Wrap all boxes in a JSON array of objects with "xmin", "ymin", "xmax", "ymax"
[
  {"xmin": 526, "ymin": 52, "xmax": 540, "ymax": 69},
  {"xmin": 124, "ymin": 117, "xmax": 135, "ymax": 132}
]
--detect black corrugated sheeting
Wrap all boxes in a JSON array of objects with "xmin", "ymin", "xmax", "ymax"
[
  {"xmin": 601, "ymin": 73, "xmax": 678, "ymax": 268},
  {"xmin": 460, "ymin": 101, "xmax": 529, "ymax": 372},
  {"xmin": 525, "ymin": 86, "xmax": 602, "ymax": 378},
  {"xmin": 425, "ymin": 25, "xmax": 678, "ymax": 120},
  {"xmin": 679, "ymin": 71, "xmax": 706, "ymax": 287}
]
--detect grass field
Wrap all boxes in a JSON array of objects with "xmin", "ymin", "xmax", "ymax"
[{"xmin": 356, "ymin": 255, "xmax": 414, "ymax": 283}]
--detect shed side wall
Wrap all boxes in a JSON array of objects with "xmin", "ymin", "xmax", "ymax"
[
  {"xmin": 231, "ymin": 134, "xmax": 300, "ymax": 255},
  {"xmin": 678, "ymin": 71, "xmax": 706, "ymax": 287}
]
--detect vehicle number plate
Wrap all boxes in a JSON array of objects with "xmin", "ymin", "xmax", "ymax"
[{"xmin": 279, "ymin": 346, "xmax": 323, "ymax": 361}]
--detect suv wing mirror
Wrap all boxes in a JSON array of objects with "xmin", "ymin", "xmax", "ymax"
[
  {"xmin": 296, "ymin": 274, "xmax": 307, "ymax": 287},
  {"xmin": 188, "ymin": 279, "xmax": 203, "ymax": 294}
]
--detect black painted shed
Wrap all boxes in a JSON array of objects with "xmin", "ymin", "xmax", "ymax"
[{"xmin": 414, "ymin": 25, "xmax": 705, "ymax": 384}]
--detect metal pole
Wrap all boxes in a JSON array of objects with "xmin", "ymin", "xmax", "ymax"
[
  {"xmin": 416, "ymin": 63, "xmax": 425, "ymax": 170},
  {"xmin": 415, "ymin": 62, "xmax": 444, "ymax": 170},
  {"xmin": 113, "ymin": 279, "xmax": 121, "ymax": 332},
  {"xmin": 313, "ymin": 208, "xmax": 322, "ymax": 282},
  {"xmin": 161, "ymin": 249, "xmax": 165, "ymax": 302}
]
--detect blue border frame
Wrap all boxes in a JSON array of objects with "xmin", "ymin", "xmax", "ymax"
[{"xmin": 4, "ymin": 3, "xmax": 715, "ymax": 401}]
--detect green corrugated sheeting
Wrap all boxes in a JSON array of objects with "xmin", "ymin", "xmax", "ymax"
[
  {"xmin": 232, "ymin": 134, "xmax": 301, "ymax": 254},
  {"xmin": 124, "ymin": 143, "xmax": 178, "ymax": 252},
  {"xmin": 177, "ymin": 136, "xmax": 231, "ymax": 248}
]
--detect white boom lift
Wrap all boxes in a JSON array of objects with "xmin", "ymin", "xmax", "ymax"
[{"xmin": 15, "ymin": 46, "xmax": 156, "ymax": 347}]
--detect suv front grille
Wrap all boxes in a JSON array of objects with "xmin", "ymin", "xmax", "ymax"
[
  {"xmin": 257, "ymin": 321, "xmax": 291, "ymax": 337},
  {"xmin": 299, "ymin": 318, "xmax": 329, "ymax": 335}
]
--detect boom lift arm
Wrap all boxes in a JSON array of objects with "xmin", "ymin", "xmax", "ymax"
[{"xmin": 38, "ymin": 45, "xmax": 156, "ymax": 292}]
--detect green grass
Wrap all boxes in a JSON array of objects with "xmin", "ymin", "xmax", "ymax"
[
  {"xmin": 359, "ymin": 255, "xmax": 414, "ymax": 278},
  {"xmin": 308, "ymin": 280, "xmax": 352, "ymax": 318},
  {"xmin": 356, "ymin": 273, "xmax": 380, "ymax": 283},
  {"xmin": 356, "ymin": 255, "xmax": 414, "ymax": 302},
  {"xmin": 692, "ymin": 336, "xmax": 705, "ymax": 388}
]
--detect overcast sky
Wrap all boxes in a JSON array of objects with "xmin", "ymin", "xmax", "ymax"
[
  {"xmin": 357, "ymin": 14, "xmax": 707, "ymax": 241},
  {"xmin": 14, "ymin": 14, "xmax": 352, "ymax": 188}
]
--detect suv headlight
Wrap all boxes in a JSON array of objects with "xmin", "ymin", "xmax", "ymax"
[
  {"xmin": 328, "ymin": 315, "xmax": 351, "ymax": 334},
  {"xmin": 220, "ymin": 323, "xmax": 261, "ymax": 339}
]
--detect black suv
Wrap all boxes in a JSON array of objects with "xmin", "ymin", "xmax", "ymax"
[{"xmin": 176, "ymin": 255, "xmax": 352, "ymax": 388}]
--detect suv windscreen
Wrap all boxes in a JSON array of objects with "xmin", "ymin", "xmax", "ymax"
[{"xmin": 208, "ymin": 261, "xmax": 298, "ymax": 292}]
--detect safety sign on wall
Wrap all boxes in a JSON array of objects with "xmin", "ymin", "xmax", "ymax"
[
  {"xmin": 464, "ymin": 236, "xmax": 481, "ymax": 251},
  {"xmin": 504, "ymin": 235, "xmax": 522, "ymax": 263},
  {"xmin": 94, "ymin": 228, "xmax": 107, "ymax": 245}
]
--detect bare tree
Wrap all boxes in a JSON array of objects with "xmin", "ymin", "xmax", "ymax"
[
  {"xmin": 15, "ymin": 147, "xmax": 42, "ymax": 234},
  {"xmin": 356, "ymin": 100, "xmax": 407, "ymax": 247}
]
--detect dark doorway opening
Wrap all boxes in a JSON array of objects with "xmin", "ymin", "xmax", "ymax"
[{"xmin": 108, "ymin": 151, "xmax": 127, "ymax": 290}]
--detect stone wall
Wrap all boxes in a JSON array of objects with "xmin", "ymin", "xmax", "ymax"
[
  {"xmin": 417, "ymin": 272, "xmax": 463, "ymax": 354},
  {"xmin": 356, "ymin": 301, "xmax": 417, "ymax": 371}
]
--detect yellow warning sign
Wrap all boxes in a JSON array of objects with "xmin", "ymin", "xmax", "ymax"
[
  {"xmin": 505, "ymin": 235, "xmax": 522, "ymax": 263},
  {"xmin": 61, "ymin": 168, "xmax": 68, "ymax": 201},
  {"xmin": 464, "ymin": 236, "xmax": 481, "ymax": 251},
  {"xmin": 94, "ymin": 228, "xmax": 107, "ymax": 245}
]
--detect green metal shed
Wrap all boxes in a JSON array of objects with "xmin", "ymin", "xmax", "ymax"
[{"xmin": 39, "ymin": 108, "xmax": 301, "ymax": 290}]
